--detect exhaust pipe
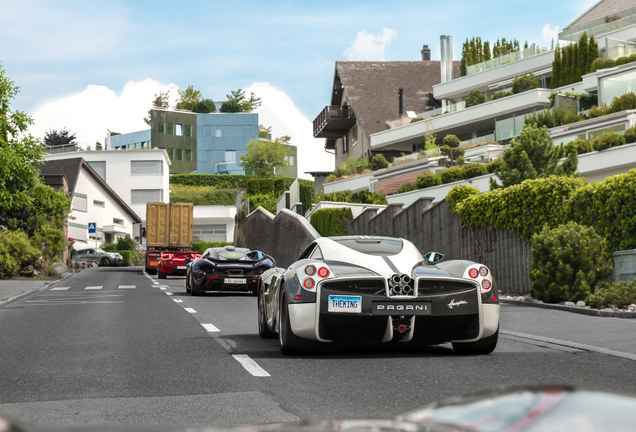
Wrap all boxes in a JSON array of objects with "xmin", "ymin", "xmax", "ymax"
[{"xmin": 389, "ymin": 274, "xmax": 413, "ymax": 296}]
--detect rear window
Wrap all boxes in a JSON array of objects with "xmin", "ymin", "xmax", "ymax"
[
  {"xmin": 218, "ymin": 251, "xmax": 247, "ymax": 260},
  {"xmin": 333, "ymin": 238, "xmax": 404, "ymax": 256}
]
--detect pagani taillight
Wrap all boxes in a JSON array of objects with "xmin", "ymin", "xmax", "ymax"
[
  {"xmin": 482, "ymin": 279, "xmax": 492, "ymax": 290},
  {"xmin": 468, "ymin": 268, "xmax": 479, "ymax": 279},
  {"xmin": 318, "ymin": 267, "xmax": 329, "ymax": 278},
  {"xmin": 303, "ymin": 278, "xmax": 315, "ymax": 290},
  {"xmin": 479, "ymin": 266, "xmax": 489, "ymax": 277},
  {"xmin": 298, "ymin": 263, "xmax": 333, "ymax": 292},
  {"xmin": 305, "ymin": 265, "xmax": 316, "ymax": 276},
  {"xmin": 464, "ymin": 264, "xmax": 496, "ymax": 303}
]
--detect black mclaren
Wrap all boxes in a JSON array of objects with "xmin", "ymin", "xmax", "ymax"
[{"xmin": 185, "ymin": 246, "xmax": 275, "ymax": 296}]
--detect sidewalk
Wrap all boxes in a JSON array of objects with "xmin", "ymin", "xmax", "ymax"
[{"xmin": 0, "ymin": 274, "xmax": 72, "ymax": 307}]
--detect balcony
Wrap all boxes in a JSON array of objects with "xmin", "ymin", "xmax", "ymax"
[{"xmin": 313, "ymin": 105, "xmax": 356, "ymax": 139}]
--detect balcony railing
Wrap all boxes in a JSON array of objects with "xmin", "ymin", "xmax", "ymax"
[{"xmin": 313, "ymin": 105, "xmax": 356, "ymax": 138}]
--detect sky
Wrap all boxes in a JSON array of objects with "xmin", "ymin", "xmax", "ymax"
[{"xmin": 1, "ymin": 0, "xmax": 598, "ymax": 178}]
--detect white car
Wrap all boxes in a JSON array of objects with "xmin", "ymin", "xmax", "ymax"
[{"xmin": 258, "ymin": 236, "xmax": 500, "ymax": 355}]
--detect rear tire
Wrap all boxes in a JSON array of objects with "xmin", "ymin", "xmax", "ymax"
[
  {"xmin": 258, "ymin": 289, "xmax": 276, "ymax": 338},
  {"xmin": 185, "ymin": 274, "xmax": 191, "ymax": 294},
  {"xmin": 100, "ymin": 258, "xmax": 111, "ymax": 267},
  {"xmin": 452, "ymin": 328, "xmax": 499, "ymax": 355},
  {"xmin": 278, "ymin": 295, "xmax": 314, "ymax": 354}
]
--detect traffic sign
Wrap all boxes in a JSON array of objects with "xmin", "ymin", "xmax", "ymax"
[{"xmin": 88, "ymin": 222, "xmax": 96, "ymax": 234}]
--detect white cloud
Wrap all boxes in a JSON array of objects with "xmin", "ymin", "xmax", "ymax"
[
  {"xmin": 542, "ymin": 24, "xmax": 559, "ymax": 43},
  {"xmin": 344, "ymin": 28, "xmax": 397, "ymax": 60},
  {"xmin": 31, "ymin": 79, "xmax": 179, "ymax": 148},
  {"xmin": 245, "ymin": 82, "xmax": 334, "ymax": 179}
]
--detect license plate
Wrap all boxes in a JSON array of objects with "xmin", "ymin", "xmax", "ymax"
[
  {"xmin": 149, "ymin": 262, "xmax": 159, "ymax": 267},
  {"xmin": 373, "ymin": 301, "xmax": 431, "ymax": 315},
  {"xmin": 177, "ymin": 266, "xmax": 187, "ymax": 270},
  {"xmin": 224, "ymin": 278, "xmax": 246, "ymax": 284},
  {"xmin": 328, "ymin": 295, "xmax": 362, "ymax": 313}
]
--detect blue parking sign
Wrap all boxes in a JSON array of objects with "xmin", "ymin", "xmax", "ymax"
[{"xmin": 88, "ymin": 222, "xmax": 96, "ymax": 234}]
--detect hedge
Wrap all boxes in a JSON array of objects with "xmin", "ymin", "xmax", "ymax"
[
  {"xmin": 0, "ymin": 229, "xmax": 41, "ymax": 279},
  {"xmin": 448, "ymin": 170, "xmax": 636, "ymax": 252},
  {"xmin": 192, "ymin": 241, "xmax": 233, "ymax": 253},
  {"xmin": 310, "ymin": 208, "xmax": 353, "ymax": 237},
  {"xmin": 592, "ymin": 132, "xmax": 625, "ymax": 151},
  {"xmin": 586, "ymin": 280, "xmax": 636, "ymax": 308},
  {"xmin": 170, "ymin": 174, "xmax": 314, "ymax": 192}
]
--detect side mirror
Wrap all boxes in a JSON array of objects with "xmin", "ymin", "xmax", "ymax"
[{"xmin": 425, "ymin": 252, "xmax": 444, "ymax": 264}]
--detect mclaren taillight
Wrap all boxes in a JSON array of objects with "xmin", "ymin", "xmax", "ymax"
[
  {"xmin": 318, "ymin": 267, "xmax": 329, "ymax": 278},
  {"xmin": 305, "ymin": 265, "xmax": 316, "ymax": 276},
  {"xmin": 468, "ymin": 268, "xmax": 479, "ymax": 279},
  {"xmin": 482, "ymin": 279, "xmax": 492, "ymax": 290},
  {"xmin": 479, "ymin": 266, "xmax": 489, "ymax": 277},
  {"xmin": 303, "ymin": 278, "xmax": 315, "ymax": 290}
]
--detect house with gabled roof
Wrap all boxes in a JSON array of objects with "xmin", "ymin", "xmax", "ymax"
[
  {"xmin": 39, "ymin": 158, "xmax": 142, "ymax": 249},
  {"xmin": 313, "ymin": 45, "xmax": 461, "ymax": 168}
]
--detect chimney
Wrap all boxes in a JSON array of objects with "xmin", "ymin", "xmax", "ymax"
[{"xmin": 421, "ymin": 44, "xmax": 431, "ymax": 61}]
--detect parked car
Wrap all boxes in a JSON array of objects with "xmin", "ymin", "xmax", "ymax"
[
  {"xmin": 258, "ymin": 235, "xmax": 500, "ymax": 354},
  {"xmin": 186, "ymin": 246, "xmax": 275, "ymax": 296},
  {"xmin": 74, "ymin": 248, "xmax": 123, "ymax": 267}
]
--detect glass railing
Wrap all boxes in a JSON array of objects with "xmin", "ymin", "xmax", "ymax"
[
  {"xmin": 606, "ymin": 38, "xmax": 636, "ymax": 59},
  {"xmin": 560, "ymin": 8, "xmax": 636, "ymax": 42},
  {"xmin": 461, "ymin": 133, "xmax": 495, "ymax": 145},
  {"xmin": 465, "ymin": 44, "xmax": 550, "ymax": 75}
]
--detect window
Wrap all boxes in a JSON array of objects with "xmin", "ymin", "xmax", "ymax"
[
  {"xmin": 309, "ymin": 246, "xmax": 323, "ymax": 260},
  {"xmin": 215, "ymin": 128, "xmax": 223, "ymax": 138},
  {"xmin": 73, "ymin": 194, "xmax": 87, "ymax": 212},
  {"xmin": 131, "ymin": 160, "xmax": 162, "ymax": 175},
  {"xmin": 342, "ymin": 135, "xmax": 348, "ymax": 154},
  {"xmin": 184, "ymin": 124, "xmax": 192, "ymax": 137},
  {"xmin": 87, "ymin": 161, "xmax": 106, "ymax": 180},
  {"xmin": 225, "ymin": 150, "xmax": 236, "ymax": 163},
  {"xmin": 166, "ymin": 123, "xmax": 173, "ymax": 135},
  {"xmin": 93, "ymin": 200, "xmax": 105, "ymax": 208},
  {"xmin": 185, "ymin": 149, "xmax": 192, "ymax": 161},
  {"xmin": 174, "ymin": 148, "xmax": 183, "ymax": 161},
  {"xmin": 193, "ymin": 224, "xmax": 227, "ymax": 242},
  {"xmin": 175, "ymin": 124, "xmax": 183, "ymax": 136},
  {"xmin": 352, "ymin": 125, "xmax": 358, "ymax": 145},
  {"xmin": 157, "ymin": 122, "xmax": 165, "ymax": 134},
  {"xmin": 113, "ymin": 218, "xmax": 124, "ymax": 226},
  {"xmin": 285, "ymin": 155, "xmax": 295, "ymax": 166},
  {"xmin": 131, "ymin": 189, "xmax": 163, "ymax": 204}
]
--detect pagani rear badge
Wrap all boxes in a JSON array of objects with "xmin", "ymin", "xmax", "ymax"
[{"xmin": 448, "ymin": 299, "xmax": 468, "ymax": 309}]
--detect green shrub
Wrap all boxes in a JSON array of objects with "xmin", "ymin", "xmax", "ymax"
[
  {"xmin": 625, "ymin": 126, "xmax": 636, "ymax": 143},
  {"xmin": 465, "ymin": 89, "xmax": 486, "ymax": 107},
  {"xmin": 0, "ymin": 229, "xmax": 41, "ymax": 279},
  {"xmin": 120, "ymin": 250, "xmax": 132, "ymax": 266},
  {"xmin": 192, "ymin": 241, "xmax": 233, "ymax": 253},
  {"xmin": 246, "ymin": 179, "xmax": 260, "ymax": 195},
  {"xmin": 32, "ymin": 225, "xmax": 67, "ymax": 263},
  {"xmin": 568, "ymin": 169, "xmax": 636, "ymax": 251},
  {"xmin": 310, "ymin": 208, "xmax": 353, "ymax": 236},
  {"xmin": 629, "ymin": 53, "xmax": 636, "ymax": 63},
  {"xmin": 116, "ymin": 235, "xmax": 136, "ymax": 251},
  {"xmin": 461, "ymin": 163, "xmax": 488, "ymax": 179},
  {"xmin": 248, "ymin": 193, "xmax": 277, "ymax": 214},
  {"xmin": 446, "ymin": 185, "xmax": 479, "ymax": 211},
  {"xmin": 530, "ymin": 222, "xmax": 613, "ymax": 303},
  {"xmin": 416, "ymin": 172, "xmax": 442, "ymax": 189},
  {"xmin": 260, "ymin": 178, "xmax": 275, "ymax": 195},
  {"xmin": 590, "ymin": 57, "xmax": 615, "ymax": 72},
  {"xmin": 592, "ymin": 132, "xmax": 625, "ymax": 151},
  {"xmin": 169, "ymin": 185, "xmax": 237, "ymax": 206},
  {"xmin": 512, "ymin": 73, "xmax": 540, "ymax": 94},
  {"xmin": 491, "ymin": 91, "xmax": 513, "ymax": 100},
  {"xmin": 299, "ymin": 182, "xmax": 314, "ymax": 213},
  {"xmin": 101, "ymin": 243, "xmax": 117, "ymax": 252},
  {"xmin": 440, "ymin": 166, "xmax": 464, "ymax": 184},
  {"xmin": 615, "ymin": 56, "xmax": 629, "ymax": 66},
  {"xmin": 486, "ymin": 159, "xmax": 505, "ymax": 174},
  {"xmin": 274, "ymin": 178, "xmax": 286, "ymax": 195},
  {"xmin": 586, "ymin": 280, "xmax": 636, "ymax": 309},
  {"xmin": 370, "ymin": 154, "xmax": 389, "ymax": 171},
  {"xmin": 397, "ymin": 183, "xmax": 417, "ymax": 193},
  {"xmin": 565, "ymin": 138, "xmax": 593, "ymax": 155}
]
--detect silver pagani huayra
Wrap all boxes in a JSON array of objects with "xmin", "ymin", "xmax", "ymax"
[{"xmin": 258, "ymin": 236, "xmax": 500, "ymax": 355}]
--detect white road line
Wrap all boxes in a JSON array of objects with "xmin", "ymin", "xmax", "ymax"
[
  {"xmin": 166, "ymin": 292, "xmax": 174, "ymax": 296},
  {"xmin": 152, "ymin": 281, "xmax": 159, "ymax": 285},
  {"xmin": 85, "ymin": 286, "xmax": 103, "ymax": 290},
  {"xmin": 501, "ymin": 330, "xmax": 636, "ymax": 361},
  {"xmin": 118, "ymin": 285, "xmax": 136, "ymax": 289},
  {"xmin": 159, "ymin": 287, "xmax": 166, "ymax": 291},
  {"xmin": 184, "ymin": 308, "xmax": 197, "ymax": 313},
  {"xmin": 201, "ymin": 323, "xmax": 220, "ymax": 332},
  {"xmin": 49, "ymin": 287, "xmax": 70, "ymax": 291},
  {"xmin": 173, "ymin": 299, "xmax": 183, "ymax": 303},
  {"xmin": 232, "ymin": 354, "xmax": 270, "ymax": 377}
]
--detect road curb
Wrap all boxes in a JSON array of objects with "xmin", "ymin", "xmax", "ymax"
[
  {"xmin": 0, "ymin": 272, "xmax": 74, "ymax": 308},
  {"xmin": 500, "ymin": 298, "xmax": 636, "ymax": 319}
]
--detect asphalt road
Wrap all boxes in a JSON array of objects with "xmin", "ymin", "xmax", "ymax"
[{"xmin": 1, "ymin": 267, "xmax": 635, "ymax": 430}]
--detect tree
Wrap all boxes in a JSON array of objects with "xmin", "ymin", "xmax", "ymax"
[
  {"xmin": 439, "ymin": 134, "xmax": 464, "ymax": 167},
  {"xmin": 220, "ymin": 89, "xmax": 261, "ymax": 113},
  {"xmin": 43, "ymin": 128, "xmax": 77, "ymax": 147},
  {"xmin": 465, "ymin": 89, "xmax": 486, "ymax": 107},
  {"xmin": 240, "ymin": 135, "xmax": 289, "ymax": 176},
  {"xmin": 493, "ymin": 124, "xmax": 577, "ymax": 188},
  {"xmin": 175, "ymin": 85, "xmax": 216, "ymax": 113},
  {"xmin": 144, "ymin": 90, "xmax": 171, "ymax": 125},
  {"xmin": 512, "ymin": 73, "xmax": 540, "ymax": 94}
]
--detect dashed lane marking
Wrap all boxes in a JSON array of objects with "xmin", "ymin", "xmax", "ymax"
[
  {"xmin": 118, "ymin": 285, "xmax": 136, "ymax": 289},
  {"xmin": 166, "ymin": 292, "xmax": 174, "ymax": 296},
  {"xmin": 49, "ymin": 287, "xmax": 70, "ymax": 291},
  {"xmin": 202, "ymin": 323, "xmax": 220, "ymax": 332},
  {"xmin": 184, "ymin": 308, "xmax": 197, "ymax": 313},
  {"xmin": 232, "ymin": 354, "xmax": 270, "ymax": 377},
  {"xmin": 85, "ymin": 286, "xmax": 103, "ymax": 290},
  {"xmin": 173, "ymin": 299, "xmax": 183, "ymax": 303}
]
